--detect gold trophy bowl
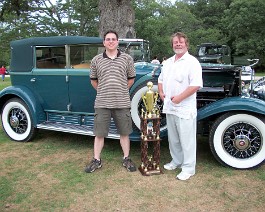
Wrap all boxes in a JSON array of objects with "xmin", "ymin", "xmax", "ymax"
[{"xmin": 141, "ymin": 81, "xmax": 158, "ymax": 118}]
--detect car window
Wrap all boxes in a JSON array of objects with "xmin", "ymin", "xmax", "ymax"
[
  {"xmin": 36, "ymin": 46, "xmax": 66, "ymax": 69},
  {"xmin": 70, "ymin": 44, "xmax": 104, "ymax": 69},
  {"xmin": 198, "ymin": 47, "xmax": 206, "ymax": 56}
]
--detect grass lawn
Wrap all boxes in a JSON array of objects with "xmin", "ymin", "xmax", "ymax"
[
  {"xmin": 0, "ymin": 129, "xmax": 264, "ymax": 211},
  {"xmin": 255, "ymin": 72, "xmax": 265, "ymax": 77},
  {"xmin": 0, "ymin": 76, "xmax": 11, "ymax": 90}
]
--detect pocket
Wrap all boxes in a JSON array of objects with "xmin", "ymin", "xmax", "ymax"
[
  {"xmin": 174, "ymin": 74, "xmax": 184, "ymax": 83},
  {"xmin": 125, "ymin": 112, "xmax": 131, "ymax": 123},
  {"xmin": 170, "ymin": 99, "xmax": 181, "ymax": 107},
  {"xmin": 125, "ymin": 112, "xmax": 132, "ymax": 129}
]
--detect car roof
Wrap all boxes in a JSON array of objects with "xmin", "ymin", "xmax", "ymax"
[
  {"xmin": 10, "ymin": 36, "xmax": 103, "ymax": 72},
  {"xmin": 11, "ymin": 36, "xmax": 103, "ymax": 47}
]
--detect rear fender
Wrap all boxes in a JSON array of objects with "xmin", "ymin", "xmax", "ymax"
[{"xmin": 0, "ymin": 86, "xmax": 46, "ymax": 126}]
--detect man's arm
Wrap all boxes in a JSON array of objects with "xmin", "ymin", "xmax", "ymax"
[
  {"xmin": 91, "ymin": 79, "xmax": 98, "ymax": 90},
  {"xmin": 128, "ymin": 78, "xmax": 135, "ymax": 88},
  {"xmin": 158, "ymin": 83, "xmax": 165, "ymax": 101},
  {"xmin": 171, "ymin": 86, "xmax": 200, "ymax": 104}
]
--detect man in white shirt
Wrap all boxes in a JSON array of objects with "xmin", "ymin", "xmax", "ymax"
[
  {"xmin": 158, "ymin": 32, "xmax": 203, "ymax": 180},
  {"xmin": 151, "ymin": 56, "xmax": 160, "ymax": 64}
]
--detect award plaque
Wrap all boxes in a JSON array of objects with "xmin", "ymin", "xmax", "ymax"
[{"xmin": 139, "ymin": 81, "xmax": 163, "ymax": 176}]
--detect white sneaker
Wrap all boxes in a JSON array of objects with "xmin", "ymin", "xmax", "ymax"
[
  {"xmin": 164, "ymin": 162, "xmax": 179, "ymax": 170},
  {"xmin": 176, "ymin": 172, "xmax": 194, "ymax": 181}
]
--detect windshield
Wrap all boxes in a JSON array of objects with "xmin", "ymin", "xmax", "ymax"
[
  {"xmin": 198, "ymin": 46, "xmax": 223, "ymax": 56},
  {"xmin": 119, "ymin": 39, "xmax": 150, "ymax": 62}
]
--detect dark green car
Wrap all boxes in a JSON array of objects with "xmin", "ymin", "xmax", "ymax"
[{"xmin": 1, "ymin": 36, "xmax": 265, "ymax": 169}]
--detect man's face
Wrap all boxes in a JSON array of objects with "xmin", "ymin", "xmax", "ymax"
[
  {"xmin": 103, "ymin": 33, "xmax": 119, "ymax": 51},
  {"xmin": 172, "ymin": 36, "xmax": 188, "ymax": 55}
]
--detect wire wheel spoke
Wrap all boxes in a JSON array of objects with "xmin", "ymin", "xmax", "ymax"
[
  {"xmin": 8, "ymin": 107, "xmax": 28, "ymax": 134},
  {"xmin": 223, "ymin": 122, "xmax": 262, "ymax": 159}
]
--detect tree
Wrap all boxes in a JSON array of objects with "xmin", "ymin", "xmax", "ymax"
[
  {"xmin": 71, "ymin": 0, "xmax": 98, "ymax": 36},
  {"xmin": 190, "ymin": 0, "xmax": 232, "ymax": 29},
  {"xmin": 98, "ymin": 0, "xmax": 135, "ymax": 38},
  {"xmin": 134, "ymin": 0, "xmax": 203, "ymax": 59},
  {"xmin": 0, "ymin": 0, "xmax": 100, "ymax": 66},
  {"xmin": 0, "ymin": 0, "xmax": 264, "ymax": 69},
  {"xmin": 0, "ymin": 0, "xmax": 30, "ymax": 21},
  {"xmin": 223, "ymin": 0, "xmax": 265, "ymax": 68}
]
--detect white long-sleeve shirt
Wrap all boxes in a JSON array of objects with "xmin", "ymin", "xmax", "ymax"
[{"xmin": 158, "ymin": 52, "xmax": 203, "ymax": 119}]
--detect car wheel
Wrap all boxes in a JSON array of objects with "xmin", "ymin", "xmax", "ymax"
[
  {"xmin": 130, "ymin": 80, "xmax": 166, "ymax": 131},
  {"xmin": 209, "ymin": 112, "xmax": 265, "ymax": 169},
  {"xmin": 1, "ymin": 98, "xmax": 36, "ymax": 142}
]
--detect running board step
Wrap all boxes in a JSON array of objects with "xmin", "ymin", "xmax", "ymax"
[{"xmin": 37, "ymin": 122, "xmax": 120, "ymax": 139}]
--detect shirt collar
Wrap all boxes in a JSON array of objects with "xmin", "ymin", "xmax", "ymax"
[
  {"xmin": 176, "ymin": 51, "xmax": 189, "ymax": 61},
  {"xmin": 169, "ymin": 51, "xmax": 189, "ymax": 62},
  {"xmin": 103, "ymin": 49, "xmax": 121, "ymax": 59}
]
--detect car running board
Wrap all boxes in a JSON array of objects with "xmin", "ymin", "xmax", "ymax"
[{"xmin": 37, "ymin": 122, "xmax": 120, "ymax": 140}]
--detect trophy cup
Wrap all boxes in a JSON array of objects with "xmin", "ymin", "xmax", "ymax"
[
  {"xmin": 139, "ymin": 81, "xmax": 162, "ymax": 176},
  {"xmin": 142, "ymin": 81, "xmax": 158, "ymax": 118}
]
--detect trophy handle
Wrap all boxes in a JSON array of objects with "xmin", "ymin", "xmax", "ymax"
[
  {"xmin": 142, "ymin": 94, "xmax": 147, "ymax": 109},
  {"xmin": 153, "ymin": 92, "xmax": 158, "ymax": 111}
]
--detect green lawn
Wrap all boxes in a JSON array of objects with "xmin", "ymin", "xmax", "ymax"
[
  {"xmin": 0, "ymin": 74, "xmax": 265, "ymax": 211},
  {"xmin": 0, "ymin": 129, "xmax": 264, "ymax": 211},
  {"xmin": 255, "ymin": 71, "xmax": 265, "ymax": 77},
  {"xmin": 0, "ymin": 76, "xmax": 11, "ymax": 90}
]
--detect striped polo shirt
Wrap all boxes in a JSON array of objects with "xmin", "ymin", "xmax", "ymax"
[{"xmin": 90, "ymin": 50, "xmax": 136, "ymax": 108}]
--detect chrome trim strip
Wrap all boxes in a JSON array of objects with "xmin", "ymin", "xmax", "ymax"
[{"xmin": 37, "ymin": 124, "xmax": 120, "ymax": 139}]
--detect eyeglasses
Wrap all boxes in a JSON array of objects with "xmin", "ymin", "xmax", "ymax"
[{"xmin": 105, "ymin": 38, "xmax": 117, "ymax": 42}]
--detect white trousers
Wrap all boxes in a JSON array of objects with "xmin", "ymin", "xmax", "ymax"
[{"xmin": 166, "ymin": 114, "xmax": 197, "ymax": 175}]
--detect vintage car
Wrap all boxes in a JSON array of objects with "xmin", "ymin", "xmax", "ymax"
[{"xmin": 1, "ymin": 36, "xmax": 265, "ymax": 170}]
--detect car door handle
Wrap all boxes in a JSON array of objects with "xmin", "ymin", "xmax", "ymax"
[{"xmin": 30, "ymin": 78, "xmax": 36, "ymax": 82}]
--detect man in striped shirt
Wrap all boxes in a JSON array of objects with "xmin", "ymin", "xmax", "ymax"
[{"xmin": 85, "ymin": 30, "xmax": 137, "ymax": 173}]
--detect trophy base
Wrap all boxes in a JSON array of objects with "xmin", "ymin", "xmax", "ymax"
[{"xmin": 138, "ymin": 166, "xmax": 163, "ymax": 176}]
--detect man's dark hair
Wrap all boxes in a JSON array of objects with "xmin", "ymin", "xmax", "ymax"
[{"xmin": 103, "ymin": 30, "xmax": 119, "ymax": 40}]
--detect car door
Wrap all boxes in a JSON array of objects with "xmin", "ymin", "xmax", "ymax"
[
  {"xmin": 31, "ymin": 46, "xmax": 70, "ymax": 112},
  {"xmin": 67, "ymin": 44, "xmax": 103, "ymax": 113}
]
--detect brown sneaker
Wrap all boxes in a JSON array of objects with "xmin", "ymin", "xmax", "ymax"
[
  {"xmin": 122, "ymin": 157, "xmax": 136, "ymax": 172},
  {"xmin": 84, "ymin": 158, "xmax": 102, "ymax": 173}
]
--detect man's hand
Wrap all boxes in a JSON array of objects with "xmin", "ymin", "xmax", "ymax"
[
  {"xmin": 91, "ymin": 79, "xmax": 98, "ymax": 90},
  {"xmin": 159, "ymin": 92, "xmax": 165, "ymax": 101},
  {"xmin": 171, "ymin": 86, "xmax": 200, "ymax": 104},
  {"xmin": 171, "ymin": 95, "xmax": 181, "ymax": 104}
]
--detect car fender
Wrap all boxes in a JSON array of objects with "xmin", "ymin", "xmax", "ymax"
[
  {"xmin": 197, "ymin": 96, "xmax": 265, "ymax": 121},
  {"xmin": 130, "ymin": 63, "xmax": 161, "ymax": 94},
  {"xmin": 0, "ymin": 85, "xmax": 45, "ymax": 126},
  {"xmin": 130, "ymin": 74, "xmax": 154, "ymax": 94}
]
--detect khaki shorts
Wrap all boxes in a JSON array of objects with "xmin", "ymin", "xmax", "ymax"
[{"xmin": 93, "ymin": 108, "xmax": 133, "ymax": 137}]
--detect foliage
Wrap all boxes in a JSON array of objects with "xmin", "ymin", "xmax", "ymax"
[
  {"xmin": 223, "ymin": 0, "xmax": 265, "ymax": 68},
  {"xmin": 0, "ymin": 0, "xmax": 265, "ymax": 68},
  {"xmin": 134, "ymin": 0, "xmax": 203, "ymax": 59}
]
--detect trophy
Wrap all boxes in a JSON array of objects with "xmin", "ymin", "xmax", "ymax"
[
  {"xmin": 142, "ymin": 81, "xmax": 158, "ymax": 118},
  {"xmin": 139, "ymin": 81, "xmax": 162, "ymax": 176}
]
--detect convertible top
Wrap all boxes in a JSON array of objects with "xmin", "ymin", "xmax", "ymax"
[{"xmin": 10, "ymin": 36, "xmax": 103, "ymax": 72}]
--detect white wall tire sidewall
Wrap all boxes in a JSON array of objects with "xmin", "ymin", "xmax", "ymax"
[
  {"xmin": 213, "ymin": 114, "xmax": 265, "ymax": 169},
  {"xmin": 2, "ymin": 101, "xmax": 32, "ymax": 141},
  {"xmin": 131, "ymin": 85, "xmax": 158, "ymax": 130}
]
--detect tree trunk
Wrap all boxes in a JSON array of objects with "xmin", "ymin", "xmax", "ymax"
[{"xmin": 98, "ymin": 0, "xmax": 135, "ymax": 38}]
